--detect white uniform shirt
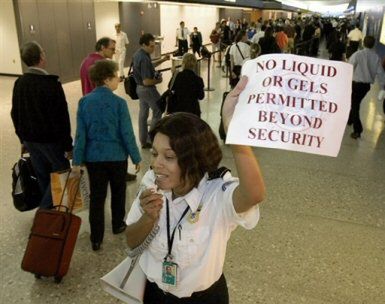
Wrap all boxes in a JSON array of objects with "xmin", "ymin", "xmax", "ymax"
[
  {"xmin": 176, "ymin": 27, "xmax": 190, "ymax": 40},
  {"xmin": 115, "ymin": 31, "xmax": 129, "ymax": 52},
  {"xmin": 229, "ymin": 42, "xmax": 250, "ymax": 66},
  {"xmin": 126, "ymin": 170, "xmax": 260, "ymax": 298},
  {"xmin": 251, "ymin": 31, "xmax": 265, "ymax": 44},
  {"xmin": 347, "ymin": 28, "xmax": 363, "ymax": 42}
]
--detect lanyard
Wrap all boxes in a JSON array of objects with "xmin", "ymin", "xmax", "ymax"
[{"xmin": 165, "ymin": 198, "xmax": 189, "ymax": 261}]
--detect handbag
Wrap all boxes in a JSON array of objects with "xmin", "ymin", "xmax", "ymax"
[
  {"xmin": 100, "ymin": 224, "xmax": 160, "ymax": 303},
  {"xmin": 100, "ymin": 256, "xmax": 145, "ymax": 304},
  {"xmin": 11, "ymin": 155, "xmax": 41, "ymax": 212},
  {"xmin": 51, "ymin": 168, "xmax": 89, "ymax": 212},
  {"xmin": 157, "ymin": 72, "xmax": 178, "ymax": 114},
  {"xmin": 124, "ymin": 62, "xmax": 139, "ymax": 100}
]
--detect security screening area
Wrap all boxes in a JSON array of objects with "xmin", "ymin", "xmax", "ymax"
[{"xmin": 1, "ymin": 0, "xmax": 385, "ymax": 303}]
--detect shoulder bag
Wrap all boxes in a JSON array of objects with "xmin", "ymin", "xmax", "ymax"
[
  {"xmin": 12, "ymin": 154, "xmax": 41, "ymax": 212},
  {"xmin": 157, "ymin": 72, "xmax": 178, "ymax": 114},
  {"xmin": 124, "ymin": 62, "xmax": 139, "ymax": 100},
  {"xmin": 100, "ymin": 225, "xmax": 159, "ymax": 303}
]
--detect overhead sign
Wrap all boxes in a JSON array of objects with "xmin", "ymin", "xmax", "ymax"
[{"xmin": 226, "ymin": 54, "xmax": 353, "ymax": 157}]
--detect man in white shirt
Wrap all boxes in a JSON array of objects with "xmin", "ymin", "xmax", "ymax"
[
  {"xmin": 114, "ymin": 23, "xmax": 129, "ymax": 80},
  {"xmin": 176, "ymin": 21, "xmax": 190, "ymax": 55},
  {"xmin": 348, "ymin": 35, "xmax": 385, "ymax": 139},
  {"xmin": 229, "ymin": 30, "xmax": 250, "ymax": 88},
  {"xmin": 347, "ymin": 24, "xmax": 363, "ymax": 56},
  {"xmin": 251, "ymin": 24, "xmax": 265, "ymax": 44}
]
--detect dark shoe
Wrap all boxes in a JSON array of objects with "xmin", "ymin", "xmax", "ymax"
[
  {"xmin": 113, "ymin": 224, "xmax": 127, "ymax": 235},
  {"xmin": 350, "ymin": 132, "xmax": 361, "ymax": 139},
  {"xmin": 92, "ymin": 242, "xmax": 101, "ymax": 251},
  {"xmin": 141, "ymin": 143, "xmax": 152, "ymax": 149},
  {"xmin": 126, "ymin": 172, "xmax": 137, "ymax": 182}
]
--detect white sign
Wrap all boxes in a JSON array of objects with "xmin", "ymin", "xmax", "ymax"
[{"xmin": 226, "ymin": 54, "xmax": 353, "ymax": 157}]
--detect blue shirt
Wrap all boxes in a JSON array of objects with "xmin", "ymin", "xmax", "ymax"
[
  {"xmin": 73, "ymin": 86, "xmax": 141, "ymax": 165},
  {"xmin": 349, "ymin": 48, "xmax": 385, "ymax": 87},
  {"xmin": 133, "ymin": 48, "xmax": 155, "ymax": 86}
]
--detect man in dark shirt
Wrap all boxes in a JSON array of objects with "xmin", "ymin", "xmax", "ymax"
[
  {"xmin": 11, "ymin": 41, "xmax": 72, "ymax": 209},
  {"xmin": 133, "ymin": 33, "xmax": 169, "ymax": 148}
]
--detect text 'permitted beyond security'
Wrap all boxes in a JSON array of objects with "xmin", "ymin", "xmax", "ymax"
[{"xmin": 226, "ymin": 54, "xmax": 353, "ymax": 157}]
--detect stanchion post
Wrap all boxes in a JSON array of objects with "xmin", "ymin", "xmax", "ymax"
[
  {"xmin": 216, "ymin": 49, "xmax": 222, "ymax": 68},
  {"xmin": 204, "ymin": 55, "xmax": 215, "ymax": 92}
]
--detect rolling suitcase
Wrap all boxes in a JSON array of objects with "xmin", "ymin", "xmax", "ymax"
[{"xmin": 21, "ymin": 170, "xmax": 82, "ymax": 283}]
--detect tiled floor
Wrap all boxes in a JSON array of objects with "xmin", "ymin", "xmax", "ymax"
[{"xmin": 1, "ymin": 50, "xmax": 384, "ymax": 303}]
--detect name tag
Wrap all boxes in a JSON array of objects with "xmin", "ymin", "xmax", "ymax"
[{"xmin": 162, "ymin": 260, "xmax": 178, "ymax": 287}]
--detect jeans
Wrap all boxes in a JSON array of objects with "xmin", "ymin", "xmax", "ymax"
[
  {"xmin": 86, "ymin": 160, "xmax": 127, "ymax": 243},
  {"xmin": 136, "ymin": 85, "xmax": 162, "ymax": 146},
  {"xmin": 23, "ymin": 141, "xmax": 70, "ymax": 209}
]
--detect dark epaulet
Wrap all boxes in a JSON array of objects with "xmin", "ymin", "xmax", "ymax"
[{"xmin": 208, "ymin": 167, "xmax": 231, "ymax": 180}]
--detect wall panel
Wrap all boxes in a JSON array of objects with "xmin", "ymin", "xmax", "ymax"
[{"xmin": 14, "ymin": 0, "xmax": 96, "ymax": 82}]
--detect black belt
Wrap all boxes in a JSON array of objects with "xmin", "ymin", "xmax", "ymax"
[{"xmin": 145, "ymin": 273, "xmax": 228, "ymax": 303}]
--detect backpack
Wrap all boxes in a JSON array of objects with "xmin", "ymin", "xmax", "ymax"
[{"xmin": 12, "ymin": 156, "xmax": 41, "ymax": 211}]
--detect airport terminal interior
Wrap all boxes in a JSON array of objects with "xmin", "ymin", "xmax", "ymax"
[{"xmin": 1, "ymin": 0, "xmax": 385, "ymax": 303}]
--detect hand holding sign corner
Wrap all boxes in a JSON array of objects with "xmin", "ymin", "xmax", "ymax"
[{"xmin": 222, "ymin": 76, "xmax": 249, "ymax": 134}]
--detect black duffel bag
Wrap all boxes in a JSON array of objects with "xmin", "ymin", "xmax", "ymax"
[
  {"xmin": 12, "ymin": 156, "xmax": 41, "ymax": 211},
  {"xmin": 124, "ymin": 63, "xmax": 139, "ymax": 100}
]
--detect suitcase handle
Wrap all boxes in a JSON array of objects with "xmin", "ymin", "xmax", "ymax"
[{"xmin": 57, "ymin": 169, "xmax": 82, "ymax": 214}]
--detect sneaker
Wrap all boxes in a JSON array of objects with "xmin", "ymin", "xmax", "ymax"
[
  {"xmin": 350, "ymin": 132, "xmax": 361, "ymax": 139},
  {"xmin": 126, "ymin": 172, "xmax": 137, "ymax": 182}
]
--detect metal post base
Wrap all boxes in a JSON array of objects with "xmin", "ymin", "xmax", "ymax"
[{"xmin": 204, "ymin": 87, "xmax": 215, "ymax": 91}]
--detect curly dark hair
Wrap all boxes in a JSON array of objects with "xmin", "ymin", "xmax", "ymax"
[
  {"xmin": 150, "ymin": 113, "xmax": 222, "ymax": 188},
  {"xmin": 89, "ymin": 60, "xmax": 118, "ymax": 87}
]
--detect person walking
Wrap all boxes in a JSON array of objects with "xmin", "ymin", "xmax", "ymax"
[
  {"xmin": 114, "ymin": 23, "xmax": 129, "ymax": 81},
  {"xmin": 167, "ymin": 53, "xmax": 204, "ymax": 117},
  {"xmin": 73, "ymin": 60, "xmax": 141, "ymax": 251},
  {"xmin": 190, "ymin": 27, "xmax": 203, "ymax": 57},
  {"xmin": 11, "ymin": 41, "xmax": 72, "ymax": 209},
  {"xmin": 176, "ymin": 21, "xmax": 190, "ymax": 55},
  {"xmin": 133, "ymin": 33, "xmax": 170, "ymax": 149},
  {"xmin": 348, "ymin": 36, "xmax": 385, "ymax": 139},
  {"xmin": 80, "ymin": 37, "xmax": 116, "ymax": 95}
]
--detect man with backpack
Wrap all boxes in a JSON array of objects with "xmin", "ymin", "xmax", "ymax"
[
  {"xmin": 11, "ymin": 41, "xmax": 72, "ymax": 209},
  {"xmin": 229, "ymin": 30, "xmax": 250, "ymax": 88}
]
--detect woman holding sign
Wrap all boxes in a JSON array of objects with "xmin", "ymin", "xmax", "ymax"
[{"xmin": 125, "ymin": 76, "xmax": 266, "ymax": 304}]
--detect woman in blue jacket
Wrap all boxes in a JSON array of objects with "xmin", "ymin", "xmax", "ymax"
[{"xmin": 73, "ymin": 60, "xmax": 141, "ymax": 251}]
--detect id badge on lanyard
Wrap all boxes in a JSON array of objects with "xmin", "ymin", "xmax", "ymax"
[{"xmin": 162, "ymin": 198, "xmax": 189, "ymax": 287}]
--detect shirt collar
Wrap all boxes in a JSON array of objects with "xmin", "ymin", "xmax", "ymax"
[
  {"xmin": 164, "ymin": 174, "xmax": 208, "ymax": 213},
  {"xmin": 28, "ymin": 67, "xmax": 49, "ymax": 75}
]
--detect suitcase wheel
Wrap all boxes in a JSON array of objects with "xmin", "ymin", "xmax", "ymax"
[
  {"xmin": 34, "ymin": 274, "xmax": 42, "ymax": 279},
  {"xmin": 54, "ymin": 276, "xmax": 62, "ymax": 284}
]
